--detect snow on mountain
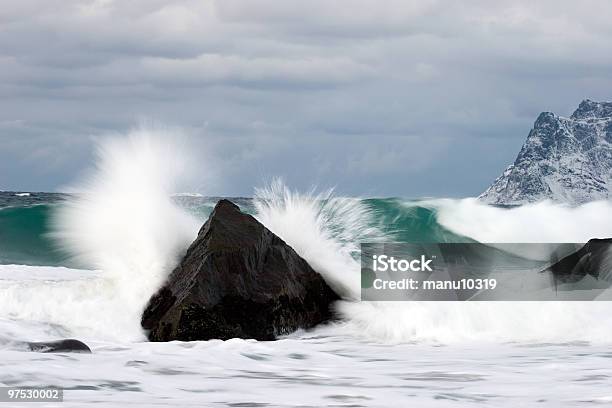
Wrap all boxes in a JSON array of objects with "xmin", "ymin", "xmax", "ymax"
[{"xmin": 479, "ymin": 99, "xmax": 612, "ymax": 205}]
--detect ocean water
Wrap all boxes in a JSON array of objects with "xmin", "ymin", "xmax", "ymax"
[{"xmin": 2, "ymin": 132, "xmax": 612, "ymax": 407}]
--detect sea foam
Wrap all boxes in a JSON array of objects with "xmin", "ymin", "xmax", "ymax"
[
  {"xmin": 0, "ymin": 126, "xmax": 200, "ymax": 341},
  {"xmin": 253, "ymin": 183, "xmax": 612, "ymax": 344},
  {"xmin": 1, "ymin": 131, "xmax": 612, "ymax": 344}
]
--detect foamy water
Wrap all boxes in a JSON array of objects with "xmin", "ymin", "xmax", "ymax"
[
  {"xmin": 1, "ymin": 130, "xmax": 612, "ymax": 406},
  {"xmin": 2, "ymin": 305, "xmax": 611, "ymax": 407}
]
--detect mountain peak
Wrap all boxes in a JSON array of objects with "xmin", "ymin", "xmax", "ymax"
[
  {"xmin": 534, "ymin": 111, "xmax": 557, "ymax": 127},
  {"xmin": 479, "ymin": 99, "xmax": 612, "ymax": 205},
  {"xmin": 570, "ymin": 99, "xmax": 612, "ymax": 120}
]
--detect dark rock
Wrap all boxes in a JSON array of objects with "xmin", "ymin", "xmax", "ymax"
[
  {"xmin": 141, "ymin": 199, "xmax": 339, "ymax": 341},
  {"xmin": 27, "ymin": 339, "xmax": 91, "ymax": 353},
  {"xmin": 544, "ymin": 238, "xmax": 612, "ymax": 284}
]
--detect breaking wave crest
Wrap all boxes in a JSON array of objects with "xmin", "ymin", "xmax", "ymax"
[
  {"xmin": 252, "ymin": 185, "xmax": 612, "ymax": 344},
  {"xmin": 1, "ymin": 131, "xmax": 612, "ymax": 344},
  {"xmin": 0, "ymin": 126, "xmax": 200, "ymax": 341},
  {"xmin": 253, "ymin": 179, "xmax": 384, "ymax": 299}
]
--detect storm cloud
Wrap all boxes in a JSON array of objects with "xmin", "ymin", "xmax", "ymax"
[{"xmin": 1, "ymin": 0, "xmax": 611, "ymax": 196}]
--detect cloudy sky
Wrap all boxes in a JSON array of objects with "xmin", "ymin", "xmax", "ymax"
[{"xmin": 1, "ymin": 0, "xmax": 611, "ymax": 196}]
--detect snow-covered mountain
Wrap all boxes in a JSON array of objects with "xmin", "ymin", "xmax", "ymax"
[{"xmin": 479, "ymin": 99, "xmax": 612, "ymax": 205}]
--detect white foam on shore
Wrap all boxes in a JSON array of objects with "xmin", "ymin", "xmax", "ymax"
[
  {"xmin": 1, "ymin": 319, "xmax": 610, "ymax": 407},
  {"xmin": 0, "ymin": 264, "xmax": 97, "ymax": 281}
]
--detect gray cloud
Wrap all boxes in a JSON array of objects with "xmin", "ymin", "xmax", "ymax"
[{"xmin": 1, "ymin": 0, "xmax": 612, "ymax": 196}]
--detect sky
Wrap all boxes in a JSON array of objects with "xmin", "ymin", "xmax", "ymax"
[{"xmin": 1, "ymin": 0, "xmax": 611, "ymax": 197}]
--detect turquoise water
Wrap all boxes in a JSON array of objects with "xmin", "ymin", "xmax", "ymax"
[{"xmin": 0, "ymin": 192, "xmax": 468, "ymax": 267}]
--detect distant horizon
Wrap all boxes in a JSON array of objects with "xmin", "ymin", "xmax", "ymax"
[{"xmin": 0, "ymin": 189, "xmax": 472, "ymax": 200}]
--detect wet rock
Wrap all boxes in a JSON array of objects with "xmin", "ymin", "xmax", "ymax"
[
  {"xmin": 27, "ymin": 339, "xmax": 91, "ymax": 353},
  {"xmin": 546, "ymin": 238, "xmax": 612, "ymax": 284},
  {"xmin": 142, "ymin": 199, "xmax": 339, "ymax": 341}
]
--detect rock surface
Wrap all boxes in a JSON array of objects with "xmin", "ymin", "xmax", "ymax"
[
  {"xmin": 479, "ymin": 100, "xmax": 612, "ymax": 205},
  {"xmin": 27, "ymin": 339, "xmax": 92, "ymax": 353},
  {"xmin": 141, "ymin": 199, "xmax": 339, "ymax": 341},
  {"xmin": 545, "ymin": 238, "xmax": 612, "ymax": 284}
]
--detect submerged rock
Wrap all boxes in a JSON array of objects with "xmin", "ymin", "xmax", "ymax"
[
  {"xmin": 545, "ymin": 238, "xmax": 612, "ymax": 284},
  {"xmin": 27, "ymin": 339, "xmax": 91, "ymax": 353},
  {"xmin": 141, "ymin": 199, "xmax": 339, "ymax": 341}
]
